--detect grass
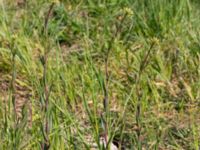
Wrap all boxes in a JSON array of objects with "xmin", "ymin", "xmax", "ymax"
[{"xmin": 0, "ymin": 0, "xmax": 200, "ymax": 149}]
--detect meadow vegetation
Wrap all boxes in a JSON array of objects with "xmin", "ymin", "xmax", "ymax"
[{"xmin": 0, "ymin": 0, "xmax": 200, "ymax": 149}]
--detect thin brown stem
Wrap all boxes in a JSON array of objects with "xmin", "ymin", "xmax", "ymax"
[
  {"xmin": 10, "ymin": 40, "xmax": 18, "ymax": 148},
  {"xmin": 103, "ymin": 13, "xmax": 128, "ymax": 147},
  {"xmin": 11, "ymin": 52, "xmax": 17, "ymax": 124},
  {"xmin": 135, "ymin": 42, "xmax": 155, "ymax": 148},
  {"xmin": 43, "ymin": 2, "xmax": 55, "ymax": 35},
  {"xmin": 41, "ymin": 3, "xmax": 55, "ymax": 150}
]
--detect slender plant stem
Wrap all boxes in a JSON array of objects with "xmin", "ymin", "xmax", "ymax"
[
  {"xmin": 103, "ymin": 13, "xmax": 127, "ymax": 147},
  {"xmin": 11, "ymin": 52, "xmax": 17, "ymax": 124},
  {"xmin": 135, "ymin": 42, "xmax": 155, "ymax": 148},
  {"xmin": 10, "ymin": 38, "xmax": 18, "ymax": 149},
  {"xmin": 41, "ymin": 2, "xmax": 55, "ymax": 150}
]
